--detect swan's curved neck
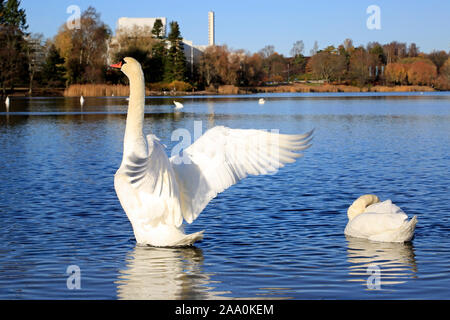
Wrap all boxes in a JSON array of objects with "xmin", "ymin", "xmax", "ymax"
[{"xmin": 124, "ymin": 68, "xmax": 146, "ymax": 154}]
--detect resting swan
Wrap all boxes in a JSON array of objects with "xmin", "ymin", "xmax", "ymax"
[
  {"xmin": 345, "ymin": 194, "xmax": 417, "ymax": 242},
  {"xmin": 110, "ymin": 57, "xmax": 313, "ymax": 247}
]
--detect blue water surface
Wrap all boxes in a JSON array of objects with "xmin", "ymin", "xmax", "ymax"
[{"xmin": 0, "ymin": 92, "xmax": 449, "ymax": 299}]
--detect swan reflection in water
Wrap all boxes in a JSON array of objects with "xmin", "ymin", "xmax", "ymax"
[
  {"xmin": 116, "ymin": 245, "xmax": 229, "ymax": 299},
  {"xmin": 346, "ymin": 236, "xmax": 417, "ymax": 289}
]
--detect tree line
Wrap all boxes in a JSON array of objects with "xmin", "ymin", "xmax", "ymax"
[{"xmin": 1, "ymin": 2, "xmax": 449, "ymax": 96}]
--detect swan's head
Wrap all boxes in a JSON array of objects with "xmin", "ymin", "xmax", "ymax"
[
  {"xmin": 110, "ymin": 57, "xmax": 143, "ymax": 79},
  {"xmin": 347, "ymin": 194, "xmax": 380, "ymax": 221}
]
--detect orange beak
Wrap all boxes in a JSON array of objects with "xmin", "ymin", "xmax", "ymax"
[{"xmin": 110, "ymin": 61, "xmax": 123, "ymax": 69}]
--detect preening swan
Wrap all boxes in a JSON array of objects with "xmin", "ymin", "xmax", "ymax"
[
  {"xmin": 110, "ymin": 57, "xmax": 313, "ymax": 247},
  {"xmin": 345, "ymin": 194, "xmax": 417, "ymax": 242},
  {"xmin": 258, "ymin": 98, "xmax": 265, "ymax": 105},
  {"xmin": 173, "ymin": 101, "xmax": 184, "ymax": 110}
]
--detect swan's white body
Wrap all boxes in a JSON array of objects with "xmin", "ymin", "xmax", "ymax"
[
  {"xmin": 345, "ymin": 194, "xmax": 417, "ymax": 242},
  {"xmin": 113, "ymin": 57, "xmax": 313, "ymax": 247},
  {"xmin": 5, "ymin": 96, "xmax": 9, "ymax": 109},
  {"xmin": 80, "ymin": 96, "xmax": 85, "ymax": 106},
  {"xmin": 258, "ymin": 98, "xmax": 265, "ymax": 105},
  {"xmin": 173, "ymin": 101, "xmax": 184, "ymax": 110}
]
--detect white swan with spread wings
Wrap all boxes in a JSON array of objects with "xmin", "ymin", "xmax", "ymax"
[{"xmin": 110, "ymin": 57, "xmax": 313, "ymax": 247}]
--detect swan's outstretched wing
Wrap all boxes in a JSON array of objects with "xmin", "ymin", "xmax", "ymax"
[
  {"xmin": 170, "ymin": 126, "xmax": 313, "ymax": 223},
  {"xmin": 114, "ymin": 135, "xmax": 183, "ymax": 227}
]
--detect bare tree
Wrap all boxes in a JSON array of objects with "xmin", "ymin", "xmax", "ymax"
[
  {"xmin": 25, "ymin": 32, "xmax": 44, "ymax": 94},
  {"xmin": 290, "ymin": 40, "xmax": 304, "ymax": 57},
  {"xmin": 343, "ymin": 38, "xmax": 353, "ymax": 51},
  {"xmin": 306, "ymin": 51, "xmax": 346, "ymax": 82},
  {"xmin": 309, "ymin": 41, "xmax": 319, "ymax": 56},
  {"xmin": 259, "ymin": 45, "xmax": 275, "ymax": 59}
]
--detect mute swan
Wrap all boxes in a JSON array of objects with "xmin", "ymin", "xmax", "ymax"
[
  {"xmin": 345, "ymin": 194, "xmax": 417, "ymax": 242},
  {"xmin": 173, "ymin": 101, "xmax": 184, "ymax": 110},
  {"xmin": 110, "ymin": 57, "xmax": 313, "ymax": 247},
  {"xmin": 5, "ymin": 96, "xmax": 9, "ymax": 109},
  {"xmin": 258, "ymin": 98, "xmax": 265, "ymax": 105},
  {"xmin": 80, "ymin": 96, "xmax": 85, "ymax": 106}
]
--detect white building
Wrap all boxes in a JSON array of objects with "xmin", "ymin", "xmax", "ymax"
[
  {"xmin": 116, "ymin": 17, "xmax": 167, "ymax": 37},
  {"xmin": 208, "ymin": 11, "xmax": 215, "ymax": 46},
  {"xmin": 110, "ymin": 13, "xmax": 215, "ymax": 65}
]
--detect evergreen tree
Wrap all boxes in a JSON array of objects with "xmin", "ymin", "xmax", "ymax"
[
  {"xmin": 150, "ymin": 40, "xmax": 165, "ymax": 82},
  {"xmin": 164, "ymin": 21, "xmax": 187, "ymax": 82},
  {"xmin": 0, "ymin": 0, "xmax": 28, "ymax": 94},
  {"xmin": 2, "ymin": 0, "xmax": 27, "ymax": 31},
  {"xmin": 0, "ymin": 0, "xmax": 5, "ymax": 24},
  {"xmin": 151, "ymin": 19, "xmax": 164, "ymax": 39},
  {"xmin": 41, "ymin": 43, "xmax": 66, "ymax": 87}
]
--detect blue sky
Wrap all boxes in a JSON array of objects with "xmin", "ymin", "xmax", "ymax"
[{"xmin": 23, "ymin": 0, "xmax": 449, "ymax": 55}]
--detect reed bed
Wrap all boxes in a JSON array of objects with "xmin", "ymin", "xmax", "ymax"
[
  {"xmin": 252, "ymin": 83, "xmax": 434, "ymax": 94},
  {"xmin": 370, "ymin": 85, "xmax": 435, "ymax": 92},
  {"xmin": 64, "ymin": 84, "xmax": 151, "ymax": 97},
  {"xmin": 63, "ymin": 83, "xmax": 435, "ymax": 97}
]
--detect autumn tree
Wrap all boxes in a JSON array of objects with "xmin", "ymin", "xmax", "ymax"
[
  {"xmin": 407, "ymin": 61, "xmax": 437, "ymax": 86},
  {"xmin": 384, "ymin": 63, "xmax": 407, "ymax": 85},
  {"xmin": 239, "ymin": 53, "xmax": 264, "ymax": 86},
  {"xmin": 427, "ymin": 50, "xmax": 449, "ymax": 73},
  {"xmin": 349, "ymin": 48, "xmax": 378, "ymax": 86},
  {"xmin": 55, "ymin": 6, "xmax": 110, "ymax": 85},
  {"xmin": 434, "ymin": 57, "xmax": 450, "ymax": 90},
  {"xmin": 306, "ymin": 51, "xmax": 346, "ymax": 82},
  {"xmin": 198, "ymin": 45, "xmax": 230, "ymax": 87}
]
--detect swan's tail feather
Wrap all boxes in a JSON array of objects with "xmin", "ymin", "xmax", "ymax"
[
  {"xmin": 400, "ymin": 215, "xmax": 417, "ymax": 242},
  {"xmin": 171, "ymin": 230, "xmax": 204, "ymax": 247},
  {"xmin": 368, "ymin": 215, "xmax": 417, "ymax": 242}
]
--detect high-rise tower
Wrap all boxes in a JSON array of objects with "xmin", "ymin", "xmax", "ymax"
[{"xmin": 208, "ymin": 11, "xmax": 215, "ymax": 46}]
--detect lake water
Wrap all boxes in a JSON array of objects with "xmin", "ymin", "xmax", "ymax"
[{"xmin": 0, "ymin": 92, "xmax": 449, "ymax": 299}]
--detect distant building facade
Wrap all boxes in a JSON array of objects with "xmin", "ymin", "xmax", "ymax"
[
  {"xmin": 109, "ymin": 13, "xmax": 215, "ymax": 65},
  {"xmin": 116, "ymin": 17, "xmax": 167, "ymax": 37}
]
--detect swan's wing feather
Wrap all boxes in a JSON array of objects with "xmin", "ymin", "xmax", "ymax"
[
  {"xmin": 114, "ymin": 135, "xmax": 183, "ymax": 227},
  {"xmin": 349, "ymin": 212, "xmax": 408, "ymax": 236},
  {"xmin": 170, "ymin": 126, "xmax": 313, "ymax": 223}
]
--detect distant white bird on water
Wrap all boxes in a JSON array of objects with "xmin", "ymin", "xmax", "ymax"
[
  {"xmin": 80, "ymin": 96, "xmax": 85, "ymax": 106},
  {"xmin": 110, "ymin": 57, "xmax": 313, "ymax": 247},
  {"xmin": 5, "ymin": 96, "xmax": 10, "ymax": 110},
  {"xmin": 173, "ymin": 101, "xmax": 184, "ymax": 110},
  {"xmin": 258, "ymin": 98, "xmax": 265, "ymax": 105},
  {"xmin": 345, "ymin": 194, "xmax": 417, "ymax": 242}
]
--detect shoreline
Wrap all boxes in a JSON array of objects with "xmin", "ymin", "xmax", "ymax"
[{"xmin": 3, "ymin": 83, "xmax": 441, "ymax": 97}]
